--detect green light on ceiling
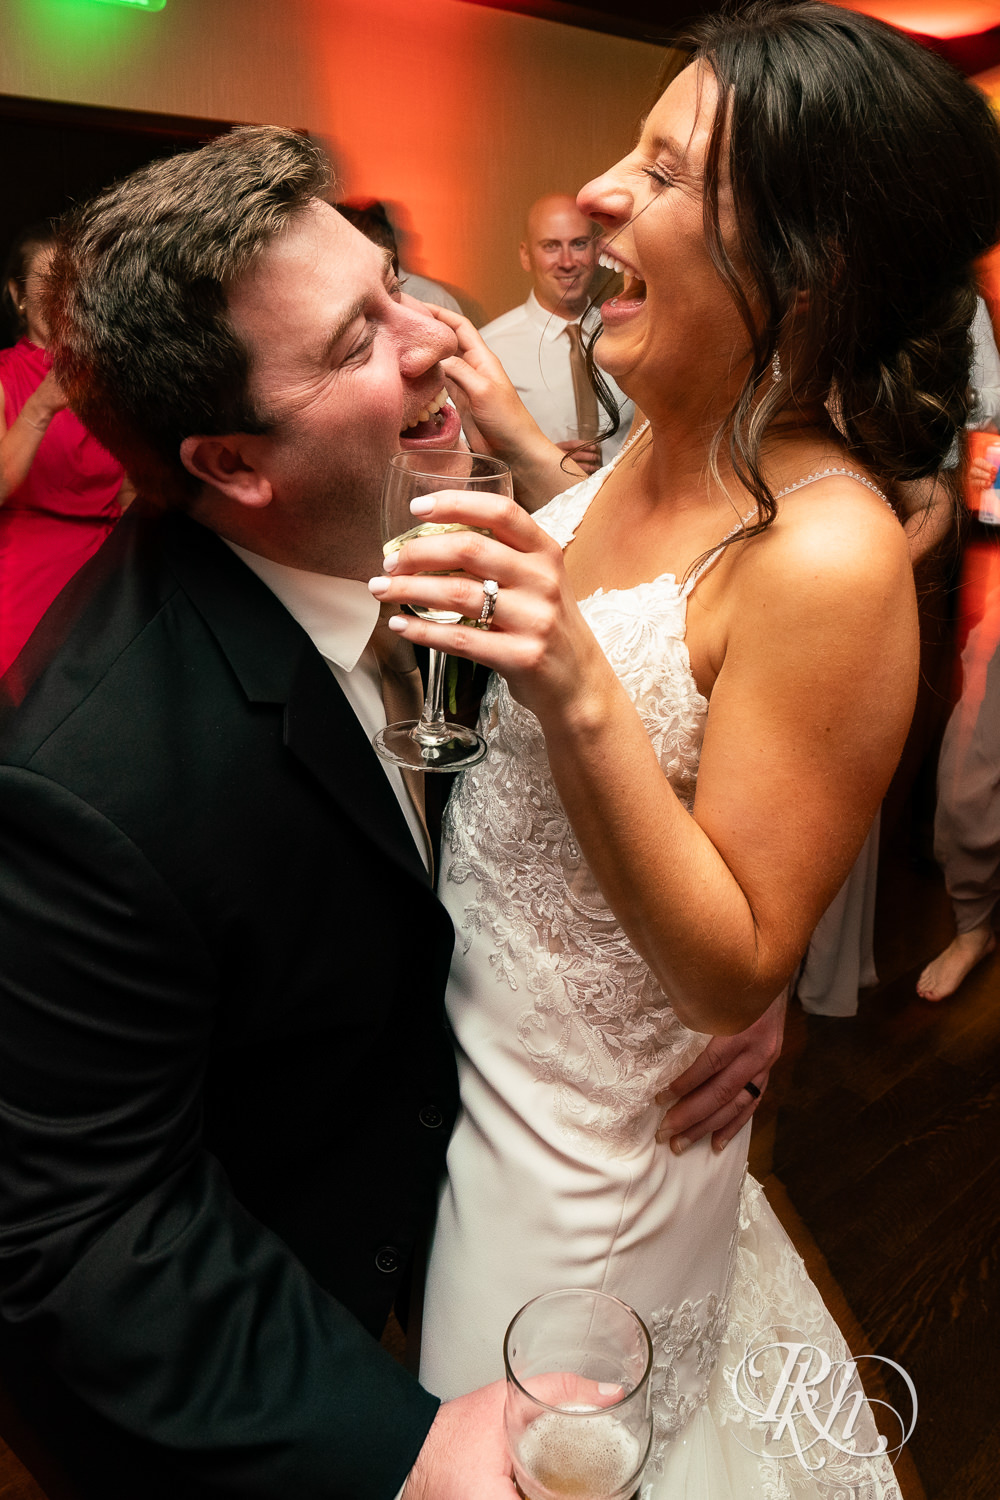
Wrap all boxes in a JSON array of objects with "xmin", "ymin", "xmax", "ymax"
[{"xmin": 91, "ymin": 0, "xmax": 166, "ymax": 9}]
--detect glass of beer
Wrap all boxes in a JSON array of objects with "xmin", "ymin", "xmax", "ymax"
[{"xmin": 503, "ymin": 1288, "xmax": 653, "ymax": 1500}]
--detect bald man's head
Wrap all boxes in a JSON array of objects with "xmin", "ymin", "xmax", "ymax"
[{"xmin": 519, "ymin": 194, "xmax": 596, "ymax": 318}]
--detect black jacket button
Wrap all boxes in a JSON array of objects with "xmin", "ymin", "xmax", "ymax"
[
  {"xmin": 375, "ymin": 1246, "xmax": 400, "ymax": 1275},
  {"xmin": 419, "ymin": 1105, "xmax": 444, "ymax": 1129}
]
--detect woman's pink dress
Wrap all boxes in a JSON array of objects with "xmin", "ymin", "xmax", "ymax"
[{"xmin": 0, "ymin": 338, "xmax": 124, "ymax": 675}]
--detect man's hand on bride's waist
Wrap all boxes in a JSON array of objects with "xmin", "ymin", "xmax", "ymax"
[{"xmin": 654, "ymin": 989, "xmax": 787, "ymax": 1155}]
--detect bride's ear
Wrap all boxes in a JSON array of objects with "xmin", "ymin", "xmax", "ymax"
[{"xmin": 179, "ymin": 434, "xmax": 273, "ymax": 509}]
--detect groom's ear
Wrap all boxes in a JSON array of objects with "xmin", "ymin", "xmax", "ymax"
[{"xmin": 179, "ymin": 434, "xmax": 273, "ymax": 509}]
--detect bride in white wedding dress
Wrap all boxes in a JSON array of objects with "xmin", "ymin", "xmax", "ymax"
[
  {"xmin": 420, "ymin": 442, "xmax": 901, "ymax": 1500},
  {"xmin": 370, "ymin": 5, "xmax": 1000, "ymax": 1495}
]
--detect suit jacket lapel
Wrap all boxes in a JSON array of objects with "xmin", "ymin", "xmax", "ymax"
[
  {"xmin": 163, "ymin": 514, "xmax": 431, "ymax": 889},
  {"xmin": 283, "ymin": 645, "xmax": 430, "ymax": 886}
]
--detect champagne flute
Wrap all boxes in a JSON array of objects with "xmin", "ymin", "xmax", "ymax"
[
  {"xmin": 373, "ymin": 450, "xmax": 512, "ymax": 772},
  {"xmin": 504, "ymin": 1289, "xmax": 653, "ymax": 1500}
]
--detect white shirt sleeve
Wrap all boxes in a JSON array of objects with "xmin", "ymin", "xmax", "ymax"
[{"xmin": 969, "ymin": 296, "xmax": 1000, "ymax": 431}]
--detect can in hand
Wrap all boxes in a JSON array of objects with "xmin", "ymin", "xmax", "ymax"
[{"xmin": 978, "ymin": 441, "xmax": 1000, "ymax": 526}]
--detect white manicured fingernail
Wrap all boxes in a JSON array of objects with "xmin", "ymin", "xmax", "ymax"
[
  {"xmin": 410, "ymin": 497, "xmax": 435, "ymax": 515},
  {"xmin": 387, "ymin": 615, "xmax": 408, "ymax": 632},
  {"xmin": 368, "ymin": 576, "xmax": 390, "ymax": 596}
]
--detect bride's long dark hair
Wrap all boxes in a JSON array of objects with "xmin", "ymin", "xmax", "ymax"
[{"xmin": 624, "ymin": 1, "xmax": 1000, "ymax": 533}]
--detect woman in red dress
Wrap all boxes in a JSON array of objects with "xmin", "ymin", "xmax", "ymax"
[{"xmin": 0, "ymin": 224, "xmax": 133, "ymax": 675}]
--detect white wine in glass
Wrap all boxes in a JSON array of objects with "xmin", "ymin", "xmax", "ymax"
[
  {"xmin": 373, "ymin": 450, "xmax": 513, "ymax": 773},
  {"xmin": 382, "ymin": 520, "xmax": 492, "ymax": 624}
]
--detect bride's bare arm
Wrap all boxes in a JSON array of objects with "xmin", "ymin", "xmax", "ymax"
[{"xmin": 369, "ymin": 485, "xmax": 917, "ymax": 1035}]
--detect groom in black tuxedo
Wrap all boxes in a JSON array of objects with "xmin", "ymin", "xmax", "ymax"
[{"xmin": 0, "ymin": 127, "xmax": 516, "ymax": 1500}]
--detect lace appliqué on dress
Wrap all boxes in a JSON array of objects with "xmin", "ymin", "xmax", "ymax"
[
  {"xmin": 646, "ymin": 1291, "xmax": 732, "ymax": 1459},
  {"xmin": 443, "ymin": 483, "xmax": 714, "ymax": 1149},
  {"xmin": 637, "ymin": 1178, "xmax": 902, "ymax": 1497},
  {"xmin": 704, "ymin": 1177, "xmax": 902, "ymax": 1500},
  {"xmin": 643, "ymin": 1177, "xmax": 742, "ymax": 1472}
]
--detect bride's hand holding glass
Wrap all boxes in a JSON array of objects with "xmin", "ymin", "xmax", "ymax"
[
  {"xmin": 373, "ymin": 450, "xmax": 514, "ymax": 772},
  {"xmin": 369, "ymin": 489, "xmax": 620, "ymax": 730}
]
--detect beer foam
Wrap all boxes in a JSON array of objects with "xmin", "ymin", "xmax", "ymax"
[{"xmin": 516, "ymin": 1409, "xmax": 641, "ymax": 1498}]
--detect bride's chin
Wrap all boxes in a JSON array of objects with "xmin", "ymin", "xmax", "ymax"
[
  {"xmin": 596, "ymin": 359, "xmax": 641, "ymax": 405},
  {"xmin": 591, "ymin": 341, "xmax": 636, "ymax": 389}
]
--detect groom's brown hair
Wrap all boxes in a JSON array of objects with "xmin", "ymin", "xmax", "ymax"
[{"xmin": 45, "ymin": 126, "xmax": 329, "ymax": 509}]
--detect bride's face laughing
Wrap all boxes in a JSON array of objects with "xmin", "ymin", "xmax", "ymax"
[{"xmin": 577, "ymin": 64, "xmax": 750, "ymax": 422}]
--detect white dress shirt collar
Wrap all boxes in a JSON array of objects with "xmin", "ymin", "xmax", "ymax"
[
  {"xmin": 525, "ymin": 289, "xmax": 585, "ymax": 342},
  {"xmin": 223, "ymin": 542, "xmax": 379, "ymax": 669}
]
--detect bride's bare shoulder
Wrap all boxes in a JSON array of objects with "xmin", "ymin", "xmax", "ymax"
[
  {"xmin": 707, "ymin": 473, "xmax": 918, "ymax": 697},
  {"xmin": 735, "ymin": 471, "xmax": 913, "ymax": 608}
]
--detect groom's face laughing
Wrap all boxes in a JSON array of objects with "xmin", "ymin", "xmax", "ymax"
[{"xmin": 223, "ymin": 198, "xmax": 462, "ymax": 576}]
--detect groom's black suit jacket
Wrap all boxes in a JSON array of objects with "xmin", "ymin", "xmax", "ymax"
[{"xmin": 0, "ymin": 504, "xmax": 458, "ymax": 1498}]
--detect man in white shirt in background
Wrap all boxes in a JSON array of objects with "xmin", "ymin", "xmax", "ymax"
[{"xmin": 479, "ymin": 194, "xmax": 634, "ymax": 474}]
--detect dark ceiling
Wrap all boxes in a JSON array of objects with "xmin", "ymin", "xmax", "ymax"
[
  {"xmin": 456, "ymin": 0, "xmax": 716, "ymax": 46},
  {"xmin": 456, "ymin": 0, "xmax": 1000, "ymax": 75}
]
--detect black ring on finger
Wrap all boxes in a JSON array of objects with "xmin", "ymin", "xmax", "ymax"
[{"xmin": 743, "ymin": 1081, "xmax": 761, "ymax": 1100}]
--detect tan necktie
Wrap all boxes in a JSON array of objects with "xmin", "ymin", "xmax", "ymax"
[
  {"xmin": 370, "ymin": 607, "xmax": 433, "ymax": 875},
  {"xmin": 566, "ymin": 321, "xmax": 600, "ymax": 442}
]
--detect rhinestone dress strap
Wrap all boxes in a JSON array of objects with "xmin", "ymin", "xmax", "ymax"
[
  {"xmin": 682, "ymin": 465, "xmax": 895, "ymax": 597},
  {"xmin": 612, "ymin": 417, "xmax": 650, "ymax": 463},
  {"xmin": 774, "ymin": 466, "xmax": 892, "ymax": 508},
  {"xmin": 682, "ymin": 507, "xmax": 759, "ymax": 597},
  {"xmin": 609, "ymin": 430, "xmax": 890, "ymax": 509}
]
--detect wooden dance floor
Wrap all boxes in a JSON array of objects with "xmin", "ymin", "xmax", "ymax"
[{"xmin": 750, "ymin": 819, "xmax": 1000, "ymax": 1500}]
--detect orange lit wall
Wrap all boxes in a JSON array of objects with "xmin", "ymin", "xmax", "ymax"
[
  {"xmin": 829, "ymin": 0, "xmax": 1000, "ymax": 39},
  {"xmin": 296, "ymin": 0, "xmax": 667, "ymax": 321},
  {"xmin": 0, "ymin": 0, "xmax": 668, "ymax": 323}
]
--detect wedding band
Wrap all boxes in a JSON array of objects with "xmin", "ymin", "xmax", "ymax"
[
  {"xmin": 477, "ymin": 579, "xmax": 499, "ymax": 629},
  {"xmin": 743, "ymin": 1081, "xmax": 761, "ymax": 1101}
]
